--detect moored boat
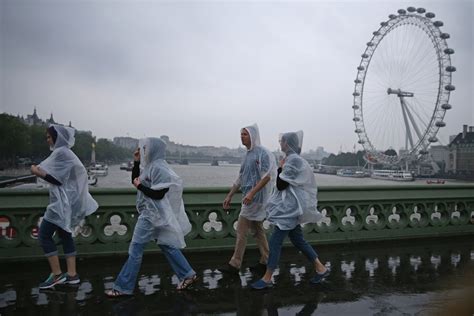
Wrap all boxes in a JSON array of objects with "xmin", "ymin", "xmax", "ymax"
[
  {"xmin": 371, "ymin": 169, "xmax": 414, "ymax": 181},
  {"xmin": 88, "ymin": 163, "xmax": 108, "ymax": 176},
  {"xmin": 426, "ymin": 179, "xmax": 445, "ymax": 184},
  {"xmin": 336, "ymin": 169, "xmax": 366, "ymax": 178},
  {"xmin": 88, "ymin": 175, "xmax": 98, "ymax": 186}
]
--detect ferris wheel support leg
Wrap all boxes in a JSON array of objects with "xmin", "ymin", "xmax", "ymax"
[
  {"xmin": 400, "ymin": 99, "xmax": 414, "ymax": 149},
  {"xmin": 403, "ymin": 100, "xmax": 423, "ymax": 142}
]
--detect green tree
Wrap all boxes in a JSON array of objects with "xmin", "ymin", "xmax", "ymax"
[
  {"xmin": 384, "ymin": 149, "xmax": 398, "ymax": 157},
  {"xmin": 0, "ymin": 114, "xmax": 30, "ymax": 166},
  {"xmin": 73, "ymin": 132, "xmax": 95, "ymax": 163},
  {"xmin": 322, "ymin": 150, "xmax": 366, "ymax": 166},
  {"xmin": 95, "ymin": 138, "xmax": 132, "ymax": 162},
  {"xmin": 1, "ymin": 113, "xmax": 132, "ymax": 166},
  {"xmin": 28, "ymin": 124, "xmax": 50, "ymax": 162}
]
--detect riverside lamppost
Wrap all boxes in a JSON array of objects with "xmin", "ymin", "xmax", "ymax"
[{"xmin": 91, "ymin": 142, "xmax": 96, "ymax": 165}]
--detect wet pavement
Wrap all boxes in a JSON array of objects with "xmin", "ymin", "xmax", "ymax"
[{"xmin": 1, "ymin": 237, "xmax": 473, "ymax": 315}]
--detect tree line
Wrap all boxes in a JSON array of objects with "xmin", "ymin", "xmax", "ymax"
[
  {"xmin": 320, "ymin": 149, "xmax": 398, "ymax": 167},
  {"xmin": 321, "ymin": 150, "xmax": 367, "ymax": 166},
  {"xmin": 0, "ymin": 113, "xmax": 132, "ymax": 168}
]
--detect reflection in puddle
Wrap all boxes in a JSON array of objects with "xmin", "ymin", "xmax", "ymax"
[
  {"xmin": 138, "ymin": 275, "xmax": 161, "ymax": 295},
  {"xmin": 0, "ymin": 288, "xmax": 15, "ymax": 308}
]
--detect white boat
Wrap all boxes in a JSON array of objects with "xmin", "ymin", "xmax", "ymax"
[
  {"xmin": 120, "ymin": 161, "xmax": 134, "ymax": 171},
  {"xmin": 371, "ymin": 169, "xmax": 414, "ymax": 181},
  {"xmin": 88, "ymin": 164, "xmax": 108, "ymax": 176},
  {"xmin": 88, "ymin": 175, "xmax": 98, "ymax": 186},
  {"xmin": 336, "ymin": 169, "xmax": 366, "ymax": 178}
]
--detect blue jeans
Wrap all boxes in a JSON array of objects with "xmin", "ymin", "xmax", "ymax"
[
  {"xmin": 38, "ymin": 219, "xmax": 76, "ymax": 257},
  {"xmin": 267, "ymin": 225, "xmax": 318, "ymax": 271},
  {"xmin": 113, "ymin": 216, "xmax": 195, "ymax": 295}
]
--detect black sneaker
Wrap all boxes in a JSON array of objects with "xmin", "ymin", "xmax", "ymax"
[
  {"xmin": 310, "ymin": 269, "xmax": 330, "ymax": 284},
  {"xmin": 64, "ymin": 273, "xmax": 80, "ymax": 285},
  {"xmin": 217, "ymin": 263, "xmax": 240, "ymax": 275},
  {"xmin": 249, "ymin": 263, "xmax": 267, "ymax": 274}
]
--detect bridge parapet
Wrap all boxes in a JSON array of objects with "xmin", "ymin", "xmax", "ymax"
[{"xmin": 0, "ymin": 185, "xmax": 473, "ymax": 261}]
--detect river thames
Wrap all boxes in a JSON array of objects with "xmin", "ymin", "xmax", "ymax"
[
  {"xmin": 77, "ymin": 164, "xmax": 474, "ymax": 189},
  {"xmin": 4, "ymin": 163, "xmax": 473, "ymax": 190}
]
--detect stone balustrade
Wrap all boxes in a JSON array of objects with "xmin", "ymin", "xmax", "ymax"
[{"xmin": 0, "ymin": 185, "xmax": 473, "ymax": 261}]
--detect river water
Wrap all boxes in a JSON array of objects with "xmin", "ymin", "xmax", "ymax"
[
  {"xmin": 5, "ymin": 163, "xmax": 472, "ymax": 189},
  {"xmin": 93, "ymin": 164, "xmax": 471, "ymax": 188}
]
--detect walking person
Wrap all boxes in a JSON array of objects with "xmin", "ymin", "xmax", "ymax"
[
  {"xmin": 31, "ymin": 124, "xmax": 99, "ymax": 289},
  {"xmin": 106, "ymin": 137, "xmax": 197, "ymax": 297},
  {"xmin": 218, "ymin": 124, "xmax": 276, "ymax": 275},
  {"xmin": 251, "ymin": 131, "xmax": 329, "ymax": 289}
]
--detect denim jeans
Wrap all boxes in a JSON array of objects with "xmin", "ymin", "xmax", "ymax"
[
  {"xmin": 113, "ymin": 216, "xmax": 195, "ymax": 295},
  {"xmin": 267, "ymin": 225, "xmax": 318, "ymax": 271},
  {"xmin": 38, "ymin": 219, "xmax": 76, "ymax": 257}
]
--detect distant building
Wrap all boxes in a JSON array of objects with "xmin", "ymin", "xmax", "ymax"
[
  {"xmin": 448, "ymin": 124, "xmax": 474, "ymax": 179},
  {"xmin": 46, "ymin": 113, "xmax": 56, "ymax": 125},
  {"xmin": 303, "ymin": 146, "xmax": 330, "ymax": 161},
  {"xmin": 24, "ymin": 108, "xmax": 42, "ymax": 126},
  {"xmin": 21, "ymin": 108, "xmax": 66, "ymax": 128},
  {"xmin": 429, "ymin": 145, "xmax": 449, "ymax": 173},
  {"xmin": 398, "ymin": 148, "xmax": 409, "ymax": 157},
  {"xmin": 113, "ymin": 137, "xmax": 139, "ymax": 150}
]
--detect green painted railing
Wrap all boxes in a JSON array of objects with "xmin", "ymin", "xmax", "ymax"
[{"xmin": 0, "ymin": 185, "xmax": 473, "ymax": 261}]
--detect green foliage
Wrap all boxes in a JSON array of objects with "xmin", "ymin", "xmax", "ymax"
[
  {"xmin": 0, "ymin": 114, "xmax": 30, "ymax": 163},
  {"xmin": 0, "ymin": 113, "xmax": 132, "ymax": 167},
  {"xmin": 74, "ymin": 131, "xmax": 95, "ymax": 162},
  {"xmin": 95, "ymin": 138, "xmax": 132, "ymax": 162},
  {"xmin": 28, "ymin": 124, "xmax": 50, "ymax": 162},
  {"xmin": 384, "ymin": 148, "xmax": 398, "ymax": 156},
  {"xmin": 322, "ymin": 150, "xmax": 366, "ymax": 166}
]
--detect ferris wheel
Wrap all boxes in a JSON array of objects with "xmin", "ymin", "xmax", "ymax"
[{"xmin": 352, "ymin": 6, "xmax": 455, "ymax": 166}]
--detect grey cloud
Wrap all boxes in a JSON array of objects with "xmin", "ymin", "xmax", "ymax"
[{"xmin": 1, "ymin": 0, "xmax": 472, "ymax": 153}]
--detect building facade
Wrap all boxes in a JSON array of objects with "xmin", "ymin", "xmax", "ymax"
[
  {"xmin": 113, "ymin": 137, "xmax": 139, "ymax": 150},
  {"xmin": 448, "ymin": 125, "xmax": 474, "ymax": 179},
  {"xmin": 429, "ymin": 145, "xmax": 450, "ymax": 173}
]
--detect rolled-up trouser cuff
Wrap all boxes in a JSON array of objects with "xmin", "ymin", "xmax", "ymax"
[
  {"xmin": 44, "ymin": 250, "xmax": 59, "ymax": 257},
  {"xmin": 64, "ymin": 251, "xmax": 77, "ymax": 258},
  {"xmin": 181, "ymin": 270, "xmax": 196, "ymax": 281},
  {"xmin": 113, "ymin": 284, "xmax": 134, "ymax": 295}
]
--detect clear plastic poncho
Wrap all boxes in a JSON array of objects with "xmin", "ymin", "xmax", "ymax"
[
  {"xmin": 136, "ymin": 137, "xmax": 191, "ymax": 249},
  {"xmin": 266, "ymin": 131, "xmax": 322, "ymax": 230},
  {"xmin": 234, "ymin": 124, "xmax": 276, "ymax": 221},
  {"xmin": 39, "ymin": 124, "xmax": 98, "ymax": 233}
]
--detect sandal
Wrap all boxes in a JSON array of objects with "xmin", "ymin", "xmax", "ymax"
[
  {"xmin": 105, "ymin": 289, "xmax": 131, "ymax": 298},
  {"xmin": 176, "ymin": 275, "xmax": 199, "ymax": 291}
]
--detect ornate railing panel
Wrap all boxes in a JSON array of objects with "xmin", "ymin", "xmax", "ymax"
[{"xmin": 0, "ymin": 185, "xmax": 473, "ymax": 260}]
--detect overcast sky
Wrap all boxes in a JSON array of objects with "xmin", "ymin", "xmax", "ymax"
[{"xmin": 1, "ymin": 0, "xmax": 472, "ymax": 153}]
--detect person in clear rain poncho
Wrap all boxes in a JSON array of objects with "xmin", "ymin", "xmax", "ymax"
[
  {"xmin": 218, "ymin": 124, "xmax": 276, "ymax": 276},
  {"xmin": 106, "ymin": 137, "xmax": 197, "ymax": 297},
  {"xmin": 250, "ymin": 131, "xmax": 329, "ymax": 290},
  {"xmin": 30, "ymin": 124, "xmax": 98, "ymax": 289}
]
